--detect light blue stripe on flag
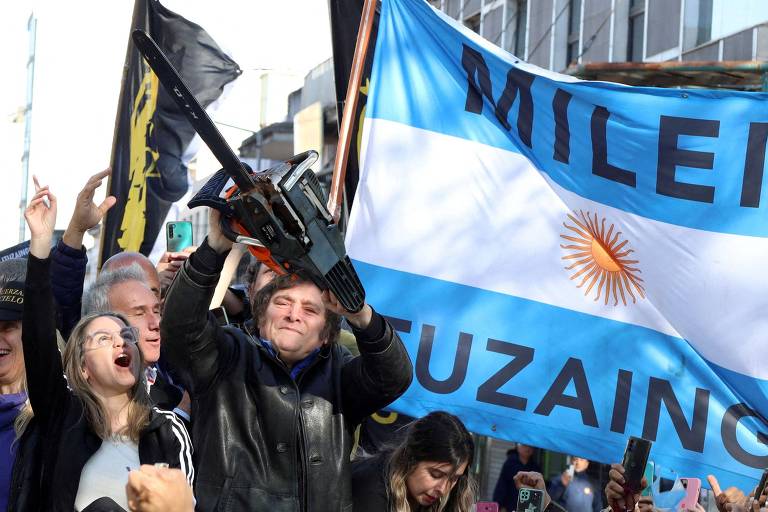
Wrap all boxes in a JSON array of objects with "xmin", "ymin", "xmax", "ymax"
[
  {"xmin": 349, "ymin": 0, "xmax": 768, "ymax": 493},
  {"xmin": 369, "ymin": 0, "xmax": 768, "ymax": 237}
]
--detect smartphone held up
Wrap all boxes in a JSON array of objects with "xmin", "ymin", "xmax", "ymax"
[
  {"xmin": 516, "ymin": 487, "xmax": 544, "ymax": 512},
  {"xmin": 166, "ymin": 221, "xmax": 193, "ymax": 253},
  {"xmin": 621, "ymin": 436, "xmax": 653, "ymax": 495}
]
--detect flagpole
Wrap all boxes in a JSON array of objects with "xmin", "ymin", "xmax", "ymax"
[{"xmin": 327, "ymin": 0, "xmax": 378, "ymax": 223}]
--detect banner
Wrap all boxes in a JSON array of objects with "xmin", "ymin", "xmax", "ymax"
[
  {"xmin": 346, "ymin": 0, "xmax": 768, "ymax": 490},
  {"xmin": 0, "ymin": 241, "xmax": 30, "ymax": 262},
  {"xmin": 101, "ymin": 0, "xmax": 240, "ymax": 265}
]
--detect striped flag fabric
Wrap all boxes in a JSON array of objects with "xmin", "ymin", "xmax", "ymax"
[{"xmin": 346, "ymin": 0, "xmax": 768, "ymax": 490}]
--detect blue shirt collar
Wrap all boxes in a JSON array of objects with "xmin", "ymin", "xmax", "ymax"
[{"xmin": 259, "ymin": 338, "xmax": 321, "ymax": 380}]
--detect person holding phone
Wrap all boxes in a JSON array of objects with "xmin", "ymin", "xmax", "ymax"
[
  {"xmin": 351, "ymin": 411, "xmax": 476, "ymax": 511},
  {"xmin": 548, "ymin": 456, "xmax": 601, "ymax": 512},
  {"xmin": 493, "ymin": 443, "xmax": 541, "ymax": 511},
  {"xmin": 8, "ymin": 183, "xmax": 193, "ymax": 512},
  {"xmin": 605, "ymin": 463, "xmax": 648, "ymax": 512},
  {"xmin": 160, "ymin": 208, "xmax": 412, "ymax": 511}
]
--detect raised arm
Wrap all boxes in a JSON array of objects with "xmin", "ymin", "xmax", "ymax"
[
  {"xmin": 22, "ymin": 181, "xmax": 69, "ymax": 423},
  {"xmin": 50, "ymin": 168, "xmax": 115, "ymax": 338},
  {"xmin": 334, "ymin": 296, "xmax": 413, "ymax": 424},
  {"xmin": 160, "ymin": 209, "xmax": 234, "ymax": 394}
]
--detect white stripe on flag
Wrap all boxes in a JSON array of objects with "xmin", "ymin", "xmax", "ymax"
[{"xmin": 347, "ymin": 118, "xmax": 768, "ymax": 380}]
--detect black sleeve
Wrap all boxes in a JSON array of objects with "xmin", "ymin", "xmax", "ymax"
[
  {"xmin": 160, "ymin": 238, "xmax": 234, "ymax": 395},
  {"xmin": 351, "ymin": 455, "xmax": 390, "ymax": 512},
  {"xmin": 341, "ymin": 308, "xmax": 413, "ymax": 425},
  {"xmin": 22, "ymin": 255, "xmax": 71, "ymax": 424}
]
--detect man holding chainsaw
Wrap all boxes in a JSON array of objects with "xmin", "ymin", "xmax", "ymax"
[{"xmin": 161, "ymin": 209, "xmax": 413, "ymax": 511}]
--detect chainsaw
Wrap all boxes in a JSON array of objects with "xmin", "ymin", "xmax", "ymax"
[{"xmin": 132, "ymin": 30, "xmax": 365, "ymax": 312}]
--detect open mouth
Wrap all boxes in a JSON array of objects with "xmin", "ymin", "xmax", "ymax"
[
  {"xmin": 0, "ymin": 349, "xmax": 10, "ymax": 358},
  {"xmin": 114, "ymin": 353, "xmax": 132, "ymax": 368}
]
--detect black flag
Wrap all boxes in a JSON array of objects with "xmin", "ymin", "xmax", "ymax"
[
  {"xmin": 329, "ymin": 0, "xmax": 380, "ymax": 208},
  {"xmin": 101, "ymin": 0, "xmax": 240, "ymax": 265}
]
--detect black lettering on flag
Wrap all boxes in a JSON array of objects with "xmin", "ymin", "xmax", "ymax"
[
  {"xmin": 610, "ymin": 369, "xmax": 633, "ymax": 434},
  {"xmin": 642, "ymin": 377, "xmax": 709, "ymax": 452},
  {"xmin": 740, "ymin": 122, "xmax": 768, "ymax": 208},
  {"xmin": 461, "ymin": 44, "xmax": 535, "ymax": 147},
  {"xmin": 721, "ymin": 403, "xmax": 768, "ymax": 468},
  {"xmin": 657, "ymin": 116, "xmax": 719, "ymax": 203},
  {"xmin": 383, "ymin": 315, "xmax": 412, "ymax": 334},
  {"xmin": 553, "ymin": 89, "xmax": 573, "ymax": 164},
  {"xmin": 534, "ymin": 358, "xmax": 599, "ymax": 427},
  {"xmin": 475, "ymin": 339, "xmax": 533, "ymax": 410},
  {"xmin": 591, "ymin": 106, "xmax": 636, "ymax": 187},
  {"xmin": 415, "ymin": 325, "xmax": 472, "ymax": 394}
]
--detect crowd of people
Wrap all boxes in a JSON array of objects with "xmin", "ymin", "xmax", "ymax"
[{"xmin": 0, "ymin": 169, "xmax": 766, "ymax": 512}]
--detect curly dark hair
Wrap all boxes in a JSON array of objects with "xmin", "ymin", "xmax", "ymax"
[{"xmin": 252, "ymin": 272, "xmax": 341, "ymax": 345}]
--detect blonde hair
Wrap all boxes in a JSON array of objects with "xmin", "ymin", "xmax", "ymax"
[
  {"xmin": 385, "ymin": 412, "xmax": 477, "ymax": 512},
  {"xmin": 63, "ymin": 312, "xmax": 151, "ymax": 442},
  {"xmin": 13, "ymin": 375, "xmax": 32, "ymax": 437},
  {"xmin": 14, "ymin": 330, "xmax": 68, "ymax": 438}
]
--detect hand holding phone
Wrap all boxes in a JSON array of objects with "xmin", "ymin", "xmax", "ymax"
[
  {"xmin": 678, "ymin": 477, "xmax": 701, "ymax": 510},
  {"xmin": 607, "ymin": 437, "xmax": 652, "ymax": 512},
  {"xmin": 622, "ymin": 437, "xmax": 652, "ymax": 494},
  {"xmin": 516, "ymin": 488, "xmax": 544, "ymax": 512}
]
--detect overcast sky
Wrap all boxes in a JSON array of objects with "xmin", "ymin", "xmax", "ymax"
[{"xmin": 0, "ymin": 0, "xmax": 333, "ymax": 249}]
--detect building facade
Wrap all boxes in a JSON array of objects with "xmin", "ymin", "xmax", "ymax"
[{"xmin": 429, "ymin": 0, "xmax": 768, "ymax": 74}]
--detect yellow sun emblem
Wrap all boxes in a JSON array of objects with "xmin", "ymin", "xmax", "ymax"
[{"xmin": 560, "ymin": 210, "xmax": 645, "ymax": 306}]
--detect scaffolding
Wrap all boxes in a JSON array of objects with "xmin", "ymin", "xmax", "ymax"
[{"xmin": 565, "ymin": 60, "xmax": 768, "ymax": 91}]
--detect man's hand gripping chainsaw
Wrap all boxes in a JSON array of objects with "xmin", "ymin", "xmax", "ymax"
[{"xmin": 132, "ymin": 29, "xmax": 365, "ymax": 312}]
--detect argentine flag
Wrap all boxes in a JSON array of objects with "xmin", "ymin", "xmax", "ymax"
[{"xmin": 346, "ymin": 0, "xmax": 768, "ymax": 490}]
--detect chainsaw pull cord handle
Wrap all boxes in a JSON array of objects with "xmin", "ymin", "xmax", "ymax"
[{"xmin": 219, "ymin": 214, "xmax": 287, "ymax": 275}]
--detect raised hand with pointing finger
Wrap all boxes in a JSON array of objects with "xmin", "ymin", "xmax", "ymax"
[{"xmin": 62, "ymin": 168, "xmax": 116, "ymax": 250}]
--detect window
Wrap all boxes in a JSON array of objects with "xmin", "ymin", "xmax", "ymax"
[
  {"xmin": 514, "ymin": 0, "xmax": 527, "ymax": 57},
  {"xmin": 627, "ymin": 0, "xmax": 645, "ymax": 61},
  {"xmin": 683, "ymin": 0, "xmax": 713, "ymax": 50},
  {"xmin": 465, "ymin": 13, "xmax": 481, "ymax": 34},
  {"xmin": 566, "ymin": 0, "xmax": 582, "ymax": 64}
]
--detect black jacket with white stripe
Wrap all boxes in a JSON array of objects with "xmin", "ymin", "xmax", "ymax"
[{"xmin": 8, "ymin": 255, "xmax": 193, "ymax": 512}]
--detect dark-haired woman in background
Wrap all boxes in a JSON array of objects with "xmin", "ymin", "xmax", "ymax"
[{"xmin": 351, "ymin": 411, "xmax": 476, "ymax": 512}]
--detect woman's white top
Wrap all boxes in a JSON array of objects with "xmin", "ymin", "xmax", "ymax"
[{"xmin": 74, "ymin": 436, "xmax": 140, "ymax": 511}]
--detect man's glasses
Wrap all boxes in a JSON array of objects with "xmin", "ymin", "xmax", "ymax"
[{"xmin": 84, "ymin": 326, "xmax": 140, "ymax": 349}]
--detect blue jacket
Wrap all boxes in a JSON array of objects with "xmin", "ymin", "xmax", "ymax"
[
  {"xmin": 548, "ymin": 470, "xmax": 602, "ymax": 512},
  {"xmin": 49, "ymin": 239, "xmax": 87, "ymax": 339}
]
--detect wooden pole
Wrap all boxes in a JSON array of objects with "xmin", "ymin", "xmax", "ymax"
[{"xmin": 327, "ymin": 0, "xmax": 378, "ymax": 223}]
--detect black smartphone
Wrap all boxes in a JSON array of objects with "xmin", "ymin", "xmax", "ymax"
[
  {"xmin": 516, "ymin": 488, "xmax": 544, "ymax": 512},
  {"xmin": 622, "ymin": 436, "xmax": 653, "ymax": 494},
  {"xmin": 756, "ymin": 468, "xmax": 768, "ymax": 500},
  {"xmin": 166, "ymin": 221, "xmax": 193, "ymax": 252}
]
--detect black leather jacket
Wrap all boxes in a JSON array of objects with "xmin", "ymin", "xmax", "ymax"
[{"xmin": 161, "ymin": 241, "xmax": 413, "ymax": 511}]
